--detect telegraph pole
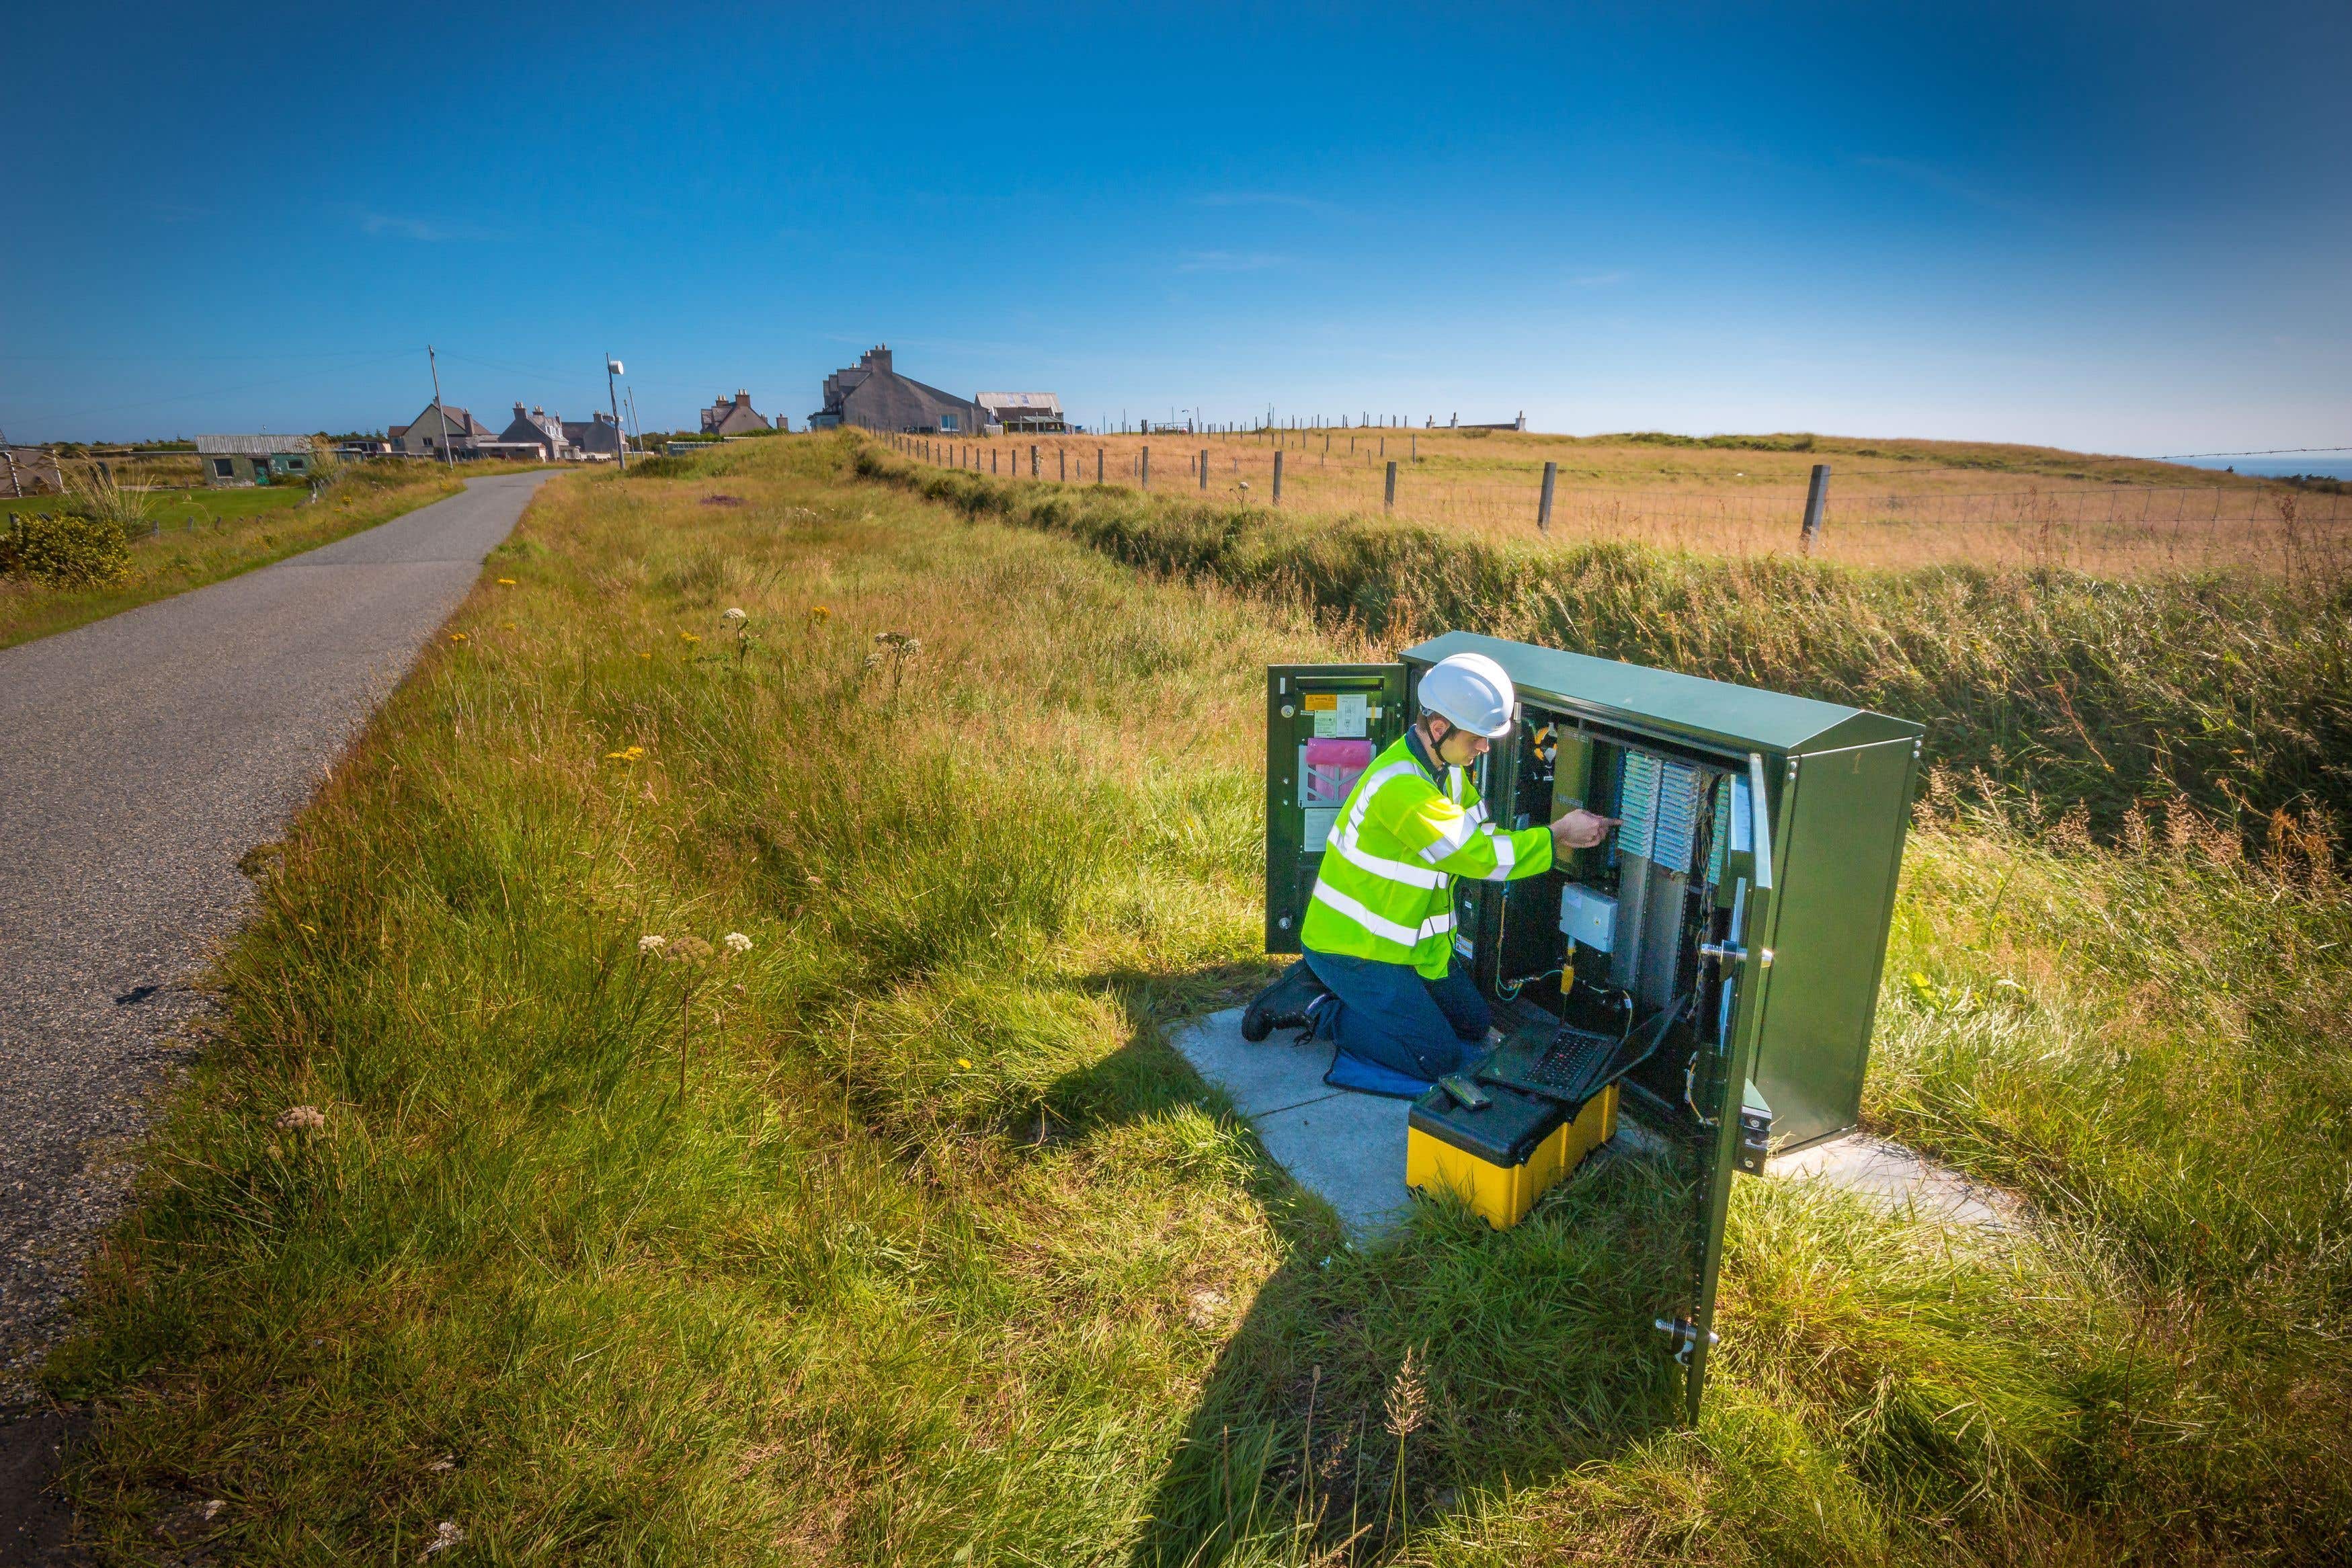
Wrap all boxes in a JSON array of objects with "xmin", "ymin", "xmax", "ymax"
[
  {"xmin": 426, "ymin": 346, "xmax": 455, "ymax": 469},
  {"xmin": 606, "ymin": 356, "xmax": 628, "ymax": 473}
]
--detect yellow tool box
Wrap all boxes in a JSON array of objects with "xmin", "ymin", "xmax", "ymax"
[{"xmin": 1406, "ymin": 1081, "xmax": 1617, "ymax": 1230}]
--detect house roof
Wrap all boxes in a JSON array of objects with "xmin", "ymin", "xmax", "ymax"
[
  {"xmin": 975, "ymin": 392, "xmax": 1062, "ymax": 415},
  {"xmin": 195, "ymin": 434, "xmax": 314, "ymax": 456},
  {"xmin": 835, "ymin": 368, "xmax": 987, "ymax": 430},
  {"xmin": 408, "ymin": 403, "xmax": 489, "ymax": 437}
]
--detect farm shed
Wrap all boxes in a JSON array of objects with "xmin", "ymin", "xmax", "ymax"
[
  {"xmin": 194, "ymin": 434, "xmax": 317, "ymax": 487},
  {"xmin": 976, "ymin": 392, "xmax": 1066, "ymax": 433}
]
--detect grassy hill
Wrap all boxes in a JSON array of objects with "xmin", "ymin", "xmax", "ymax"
[{"xmin": 43, "ymin": 434, "xmax": 2352, "ymax": 1565}]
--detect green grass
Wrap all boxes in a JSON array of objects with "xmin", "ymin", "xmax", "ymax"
[
  {"xmin": 45, "ymin": 434, "xmax": 2352, "ymax": 1564},
  {"xmin": 0, "ymin": 464, "xmax": 465, "ymax": 650}
]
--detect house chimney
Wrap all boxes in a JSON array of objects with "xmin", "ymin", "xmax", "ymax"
[
  {"xmin": 737, "ymin": 388, "xmax": 748, "ymax": 401},
  {"xmin": 515, "ymin": 401, "xmax": 528, "ymax": 417}
]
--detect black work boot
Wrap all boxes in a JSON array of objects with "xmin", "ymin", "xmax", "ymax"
[{"xmin": 1241, "ymin": 959, "xmax": 1330, "ymax": 1042}]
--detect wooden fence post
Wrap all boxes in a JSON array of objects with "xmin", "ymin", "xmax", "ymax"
[
  {"xmin": 1199, "ymin": 448, "xmax": 1208, "ymax": 489},
  {"xmin": 1097, "ymin": 447, "xmax": 1104, "ymax": 483},
  {"xmin": 1799, "ymin": 464, "xmax": 1830, "ymax": 554},
  {"xmin": 1385, "ymin": 460, "xmax": 1397, "ymax": 512},
  {"xmin": 1141, "ymin": 446, "xmax": 1150, "ymax": 488},
  {"xmin": 1539, "ymin": 461, "xmax": 1557, "ymax": 533},
  {"xmin": 1272, "ymin": 450, "xmax": 1285, "ymax": 505},
  {"xmin": 1059, "ymin": 448, "xmax": 1066, "ymax": 481},
  {"xmin": 1030, "ymin": 444, "xmax": 1039, "ymax": 478}
]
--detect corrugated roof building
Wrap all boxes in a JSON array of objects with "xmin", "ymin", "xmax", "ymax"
[
  {"xmin": 975, "ymin": 393, "xmax": 1065, "ymax": 433},
  {"xmin": 194, "ymin": 434, "xmax": 319, "ymax": 487}
]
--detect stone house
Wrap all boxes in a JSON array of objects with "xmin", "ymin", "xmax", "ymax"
[
  {"xmin": 495, "ymin": 404, "xmax": 577, "ymax": 461},
  {"xmin": 389, "ymin": 403, "xmax": 495, "ymax": 458},
  {"xmin": 700, "ymin": 390, "xmax": 774, "ymax": 436},
  {"xmin": 808, "ymin": 345, "xmax": 989, "ymax": 435}
]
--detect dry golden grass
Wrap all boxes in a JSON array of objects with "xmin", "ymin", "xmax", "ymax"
[{"xmin": 910, "ymin": 428, "xmax": 2344, "ymax": 580}]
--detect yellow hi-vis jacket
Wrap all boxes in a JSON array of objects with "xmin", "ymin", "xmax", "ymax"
[{"xmin": 1301, "ymin": 732, "xmax": 1555, "ymax": 979}]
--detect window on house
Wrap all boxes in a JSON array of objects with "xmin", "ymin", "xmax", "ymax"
[
  {"xmin": 286, "ymin": 457, "xmax": 306, "ymax": 470},
  {"xmin": 940, "ymin": 414, "xmax": 959, "ymax": 432},
  {"xmin": 213, "ymin": 458, "xmax": 234, "ymax": 477}
]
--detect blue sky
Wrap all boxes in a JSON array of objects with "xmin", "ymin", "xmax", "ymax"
[{"xmin": 3, "ymin": 1, "xmax": 2345, "ymax": 455}]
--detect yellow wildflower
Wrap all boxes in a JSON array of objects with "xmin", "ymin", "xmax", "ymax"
[
  {"xmin": 956, "ymin": 1058, "xmax": 972, "ymax": 1069},
  {"xmin": 496, "ymin": 577, "xmax": 517, "ymax": 585},
  {"xmin": 680, "ymin": 631, "xmax": 702, "ymax": 645},
  {"xmin": 448, "ymin": 631, "xmax": 468, "ymax": 643}
]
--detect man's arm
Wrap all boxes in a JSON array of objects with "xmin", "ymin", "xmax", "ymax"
[{"xmin": 1379, "ymin": 786, "xmax": 1555, "ymax": 882}]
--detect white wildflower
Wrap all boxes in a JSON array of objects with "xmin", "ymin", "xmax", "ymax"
[
  {"xmin": 637, "ymin": 934, "xmax": 667, "ymax": 954},
  {"xmin": 423, "ymin": 1520, "xmax": 464, "ymax": 1557},
  {"xmin": 723, "ymin": 932, "xmax": 752, "ymax": 954},
  {"xmin": 722, "ymin": 607, "xmax": 746, "ymax": 622},
  {"xmin": 276, "ymin": 1105, "xmax": 325, "ymax": 1132}
]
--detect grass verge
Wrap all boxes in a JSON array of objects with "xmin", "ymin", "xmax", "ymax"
[
  {"xmin": 0, "ymin": 463, "xmax": 480, "ymax": 651},
  {"xmin": 44, "ymin": 435, "xmax": 2352, "ymax": 1564}
]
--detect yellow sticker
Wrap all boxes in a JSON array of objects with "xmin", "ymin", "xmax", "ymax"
[{"xmin": 1302, "ymin": 693, "xmax": 1338, "ymax": 711}]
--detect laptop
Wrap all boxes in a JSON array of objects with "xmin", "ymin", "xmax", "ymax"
[{"xmin": 1477, "ymin": 993, "xmax": 1690, "ymax": 1110}]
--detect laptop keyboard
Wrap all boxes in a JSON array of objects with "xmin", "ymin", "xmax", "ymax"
[{"xmin": 1520, "ymin": 1025, "xmax": 1619, "ymax": 1100}]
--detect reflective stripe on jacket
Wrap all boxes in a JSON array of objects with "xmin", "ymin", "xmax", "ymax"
[{"xmin": 1299, "ymin": 732, "xmax": 1553, "ymax": 979}]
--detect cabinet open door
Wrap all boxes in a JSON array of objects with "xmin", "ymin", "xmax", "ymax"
[{"xmin": 1264, "ymin": 663, "xmax": 1408, "ymax": 952}]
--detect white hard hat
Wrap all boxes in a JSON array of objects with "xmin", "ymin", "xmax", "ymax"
[{"xmin": 1418, "ymin": 652, "xmax": 1516, "ymax": 738}]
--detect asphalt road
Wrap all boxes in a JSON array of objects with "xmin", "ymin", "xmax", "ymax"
[{"xmin": 0, "ymin": 472, "xmax": 553, "ymax": 1409}]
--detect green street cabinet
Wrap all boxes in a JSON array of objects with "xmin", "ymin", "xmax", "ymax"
[{"xmin": 1265, "ymin": 630, "xmax": 1922, "ymax": 1415}]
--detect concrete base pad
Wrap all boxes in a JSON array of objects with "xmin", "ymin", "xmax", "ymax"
[
  {"xmin": 1169, "ymin": 1006, "xmax": 2017, "ymax": 1237},
  {"xmin": 1169, "ymin": 1007, "xmax": 1417, "ymax": 1234},
  {"xmin": 1771, "ymin": 1133, "xmax": 2020, "ymax": 1231}
]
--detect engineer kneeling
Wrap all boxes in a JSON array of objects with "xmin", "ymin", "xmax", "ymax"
[{"xmin": 1244, "ymin": 653, "xmax": 1617, "ymax": 1096}]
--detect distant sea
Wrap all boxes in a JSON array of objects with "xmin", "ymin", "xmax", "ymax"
[{"xmin": 2171, "ymin": 454, "xmax": 2352, "ymax": 481}]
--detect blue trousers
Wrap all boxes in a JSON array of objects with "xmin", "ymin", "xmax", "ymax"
[{"xmin": 1302, "ymin": 948, "xmax": 1492, "ymax": 1087}]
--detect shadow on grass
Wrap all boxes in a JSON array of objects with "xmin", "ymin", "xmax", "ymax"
[{"xmin": 1045, "ymin": 971, "xmax": 1702, "ymax": 1566}]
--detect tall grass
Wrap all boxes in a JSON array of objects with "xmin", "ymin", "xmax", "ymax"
[
  {"xmin": 898, "ymin": 429, "xmax": 2339, "ymax": 578},
  {"xmin": 47, "ymin": 436, "xmax": 2352, "ymax": 1564},
  {"xmin": 859, "ymin": 442, "xmax": 2352, "ymax": 849}
]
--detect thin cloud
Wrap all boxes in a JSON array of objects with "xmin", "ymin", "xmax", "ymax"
[{"xmin": 1176, "ymin": 250, "xmax": 1293, "ymax": 274}]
